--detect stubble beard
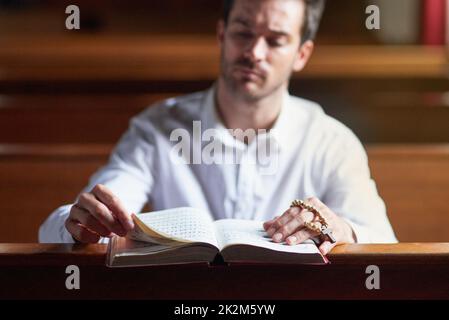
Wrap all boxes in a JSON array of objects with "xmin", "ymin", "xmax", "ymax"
[{"xmin": 219, "ymin": 55, "xmax": 290, "ymax": 104}]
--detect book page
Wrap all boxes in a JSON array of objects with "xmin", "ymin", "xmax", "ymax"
[
  {"xmin": 112, "ymin": 236, "xmax": 183, "ymax": 257},
  {"xmin": 107, "ymin": 236, "xmax": 219, "ymax": 267},
  {"xmin": 214, "ymin": 219, "xmax": 320, "ymax": 254},
  {"xmin": 132, "ymin": 207, "xmax": 218, "ymax": 248}
]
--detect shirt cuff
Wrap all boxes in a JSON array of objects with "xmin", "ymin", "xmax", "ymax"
[
  {"xmin": 60, "ymin": 223, "xmax": 77, "ymax": 243},
  {"xmin": 343, "ymin": 219, "xmax": 372, "ymax": 244}
]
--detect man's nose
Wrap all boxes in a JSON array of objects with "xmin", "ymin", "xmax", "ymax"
[{"xmin": 245, "ymin": 37, "xmax": 268, "ymax": 62}]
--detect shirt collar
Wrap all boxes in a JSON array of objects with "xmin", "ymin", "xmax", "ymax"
[
  {"xmin": 200, "ymin": 84, "xmax": 242, "ymax": 149},
  {"xmin": 268, "ymin": 91, "xmax": 302, "ymax": 151},
  {"xmin": 200, "ymin": 84, "xmax": 301, "ymax": 152}
]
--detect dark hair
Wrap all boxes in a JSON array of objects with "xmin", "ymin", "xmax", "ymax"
[{"xmin": 222, "ymin": 0, "xmax": 326, "ymax": 43}]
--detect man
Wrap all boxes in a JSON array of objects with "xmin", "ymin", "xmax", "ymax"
[{"xmin": 39, "ymin": 0, "xmax": 397, "ymax": 254}]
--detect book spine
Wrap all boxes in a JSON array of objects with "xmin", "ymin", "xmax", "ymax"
[{"xmin": 422, "ymin": 0, "xmax": 447, "ymax": 45}]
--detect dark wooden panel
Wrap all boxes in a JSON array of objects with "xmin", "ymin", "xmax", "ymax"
[
  {"xmin": 0, "ymin": 94, "xmax": 175, "ymax": 143},
  {"xmin": 320, "ymin": 91, "xmax": 449, "ymax": 143},
  {"xmin": 368, "ymin": 145, "xmax": 449, "ymax": 242},
  {"xmin": 0, "ymin": 145, "xmax": 110, "ymax": 242},
  {"xmin": 0, "ymin": 244, "xmax": 449, "ymax": 299}
]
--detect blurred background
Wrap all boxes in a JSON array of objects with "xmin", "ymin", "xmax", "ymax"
[{"xmin": 0, "ymin": 0, "xmax": 448, "ymax": 243}]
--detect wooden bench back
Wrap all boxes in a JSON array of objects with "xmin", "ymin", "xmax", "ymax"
[{"xmin": 0, "ymin": 144, "xmax": 448, "ymax": 242}]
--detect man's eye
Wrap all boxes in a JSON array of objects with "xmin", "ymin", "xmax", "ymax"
[
  {"xmin": 267, "ymin": 38, "xmax": 285, "ymax": 47},
  {"xmin": 233, "ymin": 31, "xmax": 254, "ymax": 39}
]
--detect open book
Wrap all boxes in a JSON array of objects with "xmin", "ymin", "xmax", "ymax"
[{"xmin": 106, "ymin": 207, "xmax": 328, "ymax": 267}]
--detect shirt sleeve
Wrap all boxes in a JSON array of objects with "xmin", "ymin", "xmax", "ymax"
[
  {"xmin": 39, "ymin": 114, "xmax": 157, "ymax": 243},
  {"xmin": 317, "ymin": 123, "xmax": 398, "ymax": 244}
]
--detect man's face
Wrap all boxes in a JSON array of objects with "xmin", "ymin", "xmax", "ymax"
[{"xmin": 218, "ymin": 0, "xmax": 311, "ymax": 101}]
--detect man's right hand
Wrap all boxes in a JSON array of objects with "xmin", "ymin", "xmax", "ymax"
[{"xmin": 65, "ymin": 184, "xmax": 135, "ymax": 243}]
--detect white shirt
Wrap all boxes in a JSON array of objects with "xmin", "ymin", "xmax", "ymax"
[{"xmin": 39, "ymin": 85, "xmax": 398, "ymax": 243}]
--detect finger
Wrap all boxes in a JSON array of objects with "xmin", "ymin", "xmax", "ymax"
[
  {"xmin": 266, "ymin": 207, "xmax": 301, "ymax": 236},
  {"xmin": 305, "ymin": 197, "xmax": 328, "ymax": 215},
  {"xmin": 285, "ymin": 227, "xmax": 319, "ymax": 245},
  {"xmin": 272, "ymin": 210, "xmax": 315, "ymax": 243},
  {"xmin": 77, "ymin": 192, "xmax": 127, "ymax": 236},
  {"xmin": 65, "ymin": 218, "xmax": 101, "ymax": 243},
  {"xmin": 319, "ymin": 240, "xmax": 337, "ymax": 255},
  {"xmin": 70, "ymin": 205, "xmax": 113, "ymax": 237},
  {"xmin": 263, "ymin": 216, "xmax": 279, "ymax": 230},
  {"xmin": 92, "ymin": 184, "xmax": 134, "ymax": 231}
]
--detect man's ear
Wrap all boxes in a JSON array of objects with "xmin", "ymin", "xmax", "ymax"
[
  {"xmin": 293, "ymin": 40, "xmax": 314, "ymax": 72},
  {"xmin": 217, "ymin": 20, "xmax": 226, "ymax": 48}
]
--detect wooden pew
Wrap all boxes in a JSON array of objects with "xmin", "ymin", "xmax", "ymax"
[
  {"xmin": 321, "ymin": 91, "xmax": 449, "ymax": 143},
  {"xmin": 1, "ymin": 91, "xmax": 449, "ymax": 144},
  {"xmin": 1, "ymin": 36, "xmax": 447, "ymax": 85},
  {"xmin": 0, "ymin": 93, "xmax": 175, "ymax": 144},
  {"xmin": 0, "ymin": 144, "xmax": 110, "ymax": 242},
  {"xmin": 0, "ymin": 144, "xmax": 448, "ymax": 243},
  {"xmin": 1, "ymin": 243, "xmax": 449, "ymax": 299},
  {"xmin": 2, "ymin": 36, "xmax": 449, "ymax": 100},
  {"xmin": 368, "ymin": 145, "xmax": 449, "ymax": 242}
]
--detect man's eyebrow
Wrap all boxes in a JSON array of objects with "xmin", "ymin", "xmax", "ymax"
[
  {"xmin": 230, "ymin": 18, "xmax": 290, "ymax": 37},
  {"xmin": 269, "ymin": 30, "xmax": 290, "ymax": 37},
  {"xmin": 230, "ymin": 17, "xmax": 252, "ymax": 27}
]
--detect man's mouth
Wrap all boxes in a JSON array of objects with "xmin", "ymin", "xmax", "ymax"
[{"xmin": 234, "ymin": 66, "xmax": 265, "ymax": 80}]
